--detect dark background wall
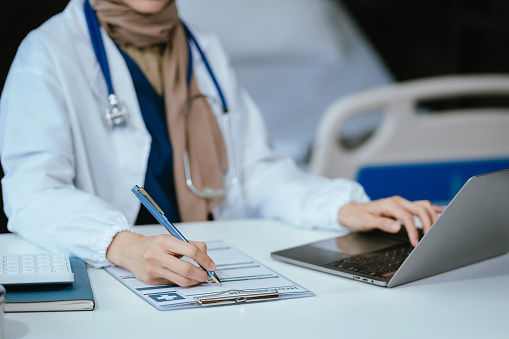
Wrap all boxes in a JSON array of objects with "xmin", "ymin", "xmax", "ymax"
[
  {"xmin": 0, "ymin": 1, "xmax": 69, "ymax": 232},
  {"xmin": 341, "ymin": 0, "xmax": 509, "ymax": 81},
  {"xmin": 0, "ymin": 1, "xmax": 70, "ymax": 93}
]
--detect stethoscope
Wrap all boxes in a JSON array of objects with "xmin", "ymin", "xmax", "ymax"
[{"xmin": 84, "ymin": 0, "xmax": 237, "ymax": 198}]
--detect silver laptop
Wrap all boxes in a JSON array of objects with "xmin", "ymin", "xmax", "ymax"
[{"xmin": 271, "ymin": 169, "xmax": 509, "ymax": 287}]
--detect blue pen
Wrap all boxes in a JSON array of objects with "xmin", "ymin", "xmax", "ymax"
[{"xmin": 131, "ymin": 185, "xmax": 221, "ymax": 285}]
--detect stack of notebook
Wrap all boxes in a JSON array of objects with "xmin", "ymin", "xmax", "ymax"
[{"xmin": 3, "ymin": 257, "xmax": 95, "ymax": 312}]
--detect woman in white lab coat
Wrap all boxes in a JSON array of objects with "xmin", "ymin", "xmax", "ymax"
[{"xmin": 0, "ymin": 0, "xmax": 441, "ymax": 286}]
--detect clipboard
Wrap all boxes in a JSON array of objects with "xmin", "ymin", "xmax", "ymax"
[
  {"xmin": 195, "ymin": 289, "xmax": 279, "ymax": 306},
  {"xmin": 105, "ymin": 240, "xmax": 313, "ymax": 311}
]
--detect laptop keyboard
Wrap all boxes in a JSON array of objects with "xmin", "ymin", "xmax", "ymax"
[{"xmin": 326, "ymin": 244, "xmax": 413, "ymax": 278}]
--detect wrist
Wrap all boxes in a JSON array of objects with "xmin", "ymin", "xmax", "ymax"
[
  {"xmin": 337, "ymin": 202, "xmax": 355, "ymax": 226},
  {"xmin": 106, "ymin": 231, "xmax": 144, "ymax": 268}
]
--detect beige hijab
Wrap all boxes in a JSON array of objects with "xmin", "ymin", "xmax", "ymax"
[{"xmin": 91, "ymin": 0, "xmax": 227, "ymax": 221}]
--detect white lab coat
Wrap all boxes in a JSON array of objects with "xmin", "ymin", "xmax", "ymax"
[{"xmin": 0, "ymin": 0, "xmax": 369, "ymax": 267}]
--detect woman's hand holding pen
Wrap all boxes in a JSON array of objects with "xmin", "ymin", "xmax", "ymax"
[
  {"xmin": 337, "ymin": 196, "xmax": 444, "ymax": 247},
  {"xmin": 106, "ymin": 231, "xmax": 217, "ymax": 286}
]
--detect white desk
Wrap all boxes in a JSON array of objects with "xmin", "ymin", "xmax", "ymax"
[{"xmin": 2, "ymin": 219, "xmax": 509, "ymax": 339}]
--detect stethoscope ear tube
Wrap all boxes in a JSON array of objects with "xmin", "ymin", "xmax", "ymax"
[
  {"xmin": 84, "ymin": 0, "xmax": 129, "ymax": 128},
  {"xmin": 84, "ymin": 0, "xmax": 113, "ymax": 95},
  {"xmin": 182, "ymin": 22, "xmax": 228, "ymax": 113},
  {"xmin": 182, "ymin": 22, "xmax": 238, "ymax": 190}
]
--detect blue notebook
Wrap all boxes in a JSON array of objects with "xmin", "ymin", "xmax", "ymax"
[{"xmin": 4, "ymin": 257, "xmax": 95, "ymax": 312}]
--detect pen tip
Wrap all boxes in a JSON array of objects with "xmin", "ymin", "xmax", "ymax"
[{"xmin": 211, "ymin": 273, "xmax": 222, "ymax": 285}]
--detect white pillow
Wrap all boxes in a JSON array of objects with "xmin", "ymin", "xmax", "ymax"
[{"xmin": 176, "ymin": 0, "xmax": 345, "ymax": 61}]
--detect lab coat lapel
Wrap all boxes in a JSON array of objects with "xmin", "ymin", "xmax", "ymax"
[
  {"xmin": 104, "ymin": 33, "xmax": 152, "ymax": 220},
  {"xmin": 84, "ymin": 26, "xmax": 149, "ymax": 222},
  {"xmin": 56, "ymin": 0, "xmax": 151, "ymax": 224}
]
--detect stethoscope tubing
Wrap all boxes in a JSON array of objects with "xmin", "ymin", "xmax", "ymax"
[
  {"xmin": 84, "ymin": 0, "xmax": 114, "ymax": 96},
  {"xmin": 181, "ymin": 22, "xmax": 228, "ymax": 113}
]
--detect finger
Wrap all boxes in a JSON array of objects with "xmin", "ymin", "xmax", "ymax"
[
  {"xmin": 160, "ymin": 254, "xmax": 210, "ymax": 285},
  {"xmin": 188, "ymin": 241, "xmax": 211, "ymax": 269},
  {"xmin": 362, "ymin": 214, "xmax": 402, "ymax": 233},
  {"xmin": 413, "ymin": 200, "xmax": 443, "ymax": 233},
  {"xmin": 165, "ymin": 237, "xmax": 216, "ymax": 271},
  {"xmin": 190, "ymin": 241, "xmax": 208, "ymax": 255},
  {"xmin": 130, "ymin": 257, "xmax": 204, "ymax": 287},
  {"xmin": 338, "ymin": 202, "xmax": 398, "ymax": 232},
  {"xmin": 148, "ymin": 263, "xmax": 206, "ymax": 287},
  {"xmin": 397, "ymin": 198, "xmax": 434, "ymax": 234},
  {"xmin": 380, "ymin": 197, "xmax": 419, "ymax": 246}
]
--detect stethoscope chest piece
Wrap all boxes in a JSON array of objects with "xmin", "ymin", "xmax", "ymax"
[{"xmin": 105, "ymin": 93, "xmax": 129, "ymax": 128}]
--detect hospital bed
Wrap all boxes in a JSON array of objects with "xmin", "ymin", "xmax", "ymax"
[{"xmin": 310, "ymin": 74, "xmax": 509, "ymax": 203}]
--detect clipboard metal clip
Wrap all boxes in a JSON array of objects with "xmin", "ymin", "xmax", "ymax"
[{"xmin": 195, "ymin": 289, "xmax": 279, "ymax": 306}]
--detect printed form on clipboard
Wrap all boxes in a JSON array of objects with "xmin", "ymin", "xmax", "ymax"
[{"xmin": 105, "ymin": 240, "xmax": 314, "ymax": 311}]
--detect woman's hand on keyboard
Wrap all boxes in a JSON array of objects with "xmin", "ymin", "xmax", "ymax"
[{"xmin": 337, "ymin": 196, "xmax": 444, "ymax": 247}]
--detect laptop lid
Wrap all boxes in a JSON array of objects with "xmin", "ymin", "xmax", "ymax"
[
  {"xmin": 271, "ymin": 169, "xmax": 509, "ymax": 287},
  {"xmin": 388, "ymin": 168, "xmax": 509, "ymax": 287}
]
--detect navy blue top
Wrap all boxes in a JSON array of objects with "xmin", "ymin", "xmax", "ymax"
[{"xmin": 117, "ymin": 47, "xmax": 181, "ymax": 224}]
